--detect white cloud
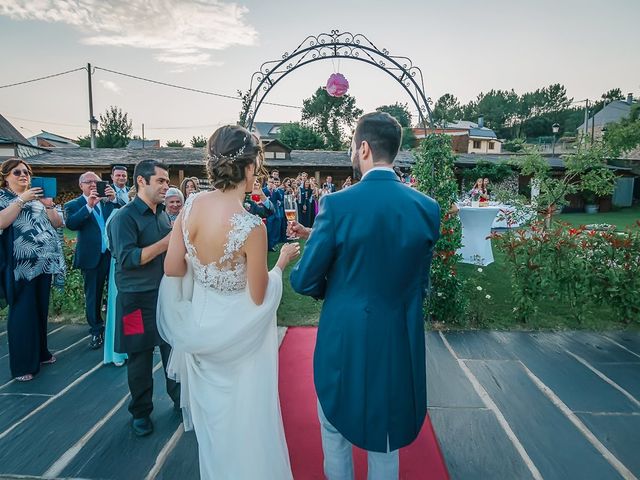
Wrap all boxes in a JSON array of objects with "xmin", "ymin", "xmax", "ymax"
[
  {"xmin": 0, "ymin": 0, "xmax": 258, "ymax": 67},
  {"xmin": 99, "ymin": 80, "xmax": 121, "ymax": 94}
]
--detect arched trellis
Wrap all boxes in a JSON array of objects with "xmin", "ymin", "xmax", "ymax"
[{"xmin": 240, "ymin": 30, "xmax": 434, "ymax": 131}]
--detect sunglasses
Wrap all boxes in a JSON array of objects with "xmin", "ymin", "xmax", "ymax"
[{"xmin": 12, "ymin": 169, "xmax": 30, "ymax": 177}]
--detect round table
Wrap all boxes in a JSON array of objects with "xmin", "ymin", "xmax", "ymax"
[{"xmin": 456, "ymin": 206, "xmax": 500, "ymax": 266}]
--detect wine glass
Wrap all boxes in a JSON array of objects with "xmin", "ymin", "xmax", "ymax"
[{"xmin": 284, "ymin": 194, "xmax": 298, "ymax": 240}]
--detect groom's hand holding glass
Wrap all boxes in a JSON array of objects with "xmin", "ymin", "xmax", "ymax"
[{"xmin": 287, "ymin": 221, "xmax": 311, "ymax": 240}]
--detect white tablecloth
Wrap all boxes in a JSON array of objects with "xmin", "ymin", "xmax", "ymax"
[{"xmin": 457, "ymin": 206, "xmax": 500, "ymax": 266}]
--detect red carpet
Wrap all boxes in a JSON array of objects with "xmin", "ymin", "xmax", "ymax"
[{"xmin": 279, "ymin": 327, "xmax": 450, "ymax": 480}]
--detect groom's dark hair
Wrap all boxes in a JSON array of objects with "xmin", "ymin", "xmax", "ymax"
[{"xmin": 353, "ymin": 112, "xmax": 402, "ymax": 164}]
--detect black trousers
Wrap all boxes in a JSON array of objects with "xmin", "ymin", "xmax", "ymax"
[
  {"xmin": 81, "ymin": 252, "xmax": 110, "ymax": 336},
  {"xmin": 8, "ymin": 274, "xmax": 53, "ymax": 377},
  {"xmin": 127, "ymin": 342, "xmax": 180, "ymax": 419}
]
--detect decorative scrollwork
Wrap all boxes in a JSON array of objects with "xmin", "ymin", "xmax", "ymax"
[{"xmin": 243, "ymin": 30, "xmax": 433, "ymax": 130}]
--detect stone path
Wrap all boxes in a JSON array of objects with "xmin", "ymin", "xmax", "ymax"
[{"xmin": 0, "ymin": 320, "xmax": 638, "ymax": 479}]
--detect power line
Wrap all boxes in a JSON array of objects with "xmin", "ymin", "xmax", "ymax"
[
  {"xmin": 0, "ymin": 67, "xmax": 86, "ymax": 89},
  {"xmin": 4, "ymin": 114, "xmax": 86, "ymax": 128},
  {"xmin": 94, "ymin": 66, "xmax": 301, "ymax": 110}
]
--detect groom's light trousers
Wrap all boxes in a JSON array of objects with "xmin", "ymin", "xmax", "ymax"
[{"xmin": 318, "ymin": 401, "xmax": 399, "ymax": 480}]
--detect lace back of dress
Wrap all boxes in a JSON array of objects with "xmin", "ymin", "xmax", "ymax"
[{"xmin": 181, "ymin": 193, "xmax": 262, "ymax": 293}]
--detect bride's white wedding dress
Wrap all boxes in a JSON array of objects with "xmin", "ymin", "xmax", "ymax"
[{"xmin": 157, "ymin": 193, "xmax": 293, "ymax": 480}]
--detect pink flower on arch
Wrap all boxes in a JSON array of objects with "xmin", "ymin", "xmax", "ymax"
[{"xmin": 326, "ymin": 73, "xmax": 349, "ymax": 97}]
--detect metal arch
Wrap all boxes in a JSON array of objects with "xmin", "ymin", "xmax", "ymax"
[{"xmin": 242, "ymin": 30, "xmax": 434, "ymax": 131}]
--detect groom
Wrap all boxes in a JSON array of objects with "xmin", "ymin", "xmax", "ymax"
[{"xmin": 290, "ymin": 112, "xmax": 440, "ymax": 479}]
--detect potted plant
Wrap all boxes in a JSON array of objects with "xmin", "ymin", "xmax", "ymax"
[{"xmin": 582, "ymin": 190, "xmax": 599, "ymax": 214}]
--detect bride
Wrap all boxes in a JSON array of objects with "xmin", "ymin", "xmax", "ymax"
[{"xmin": 157, "ymin": 125, "xmax": 299, "ymax": 479}]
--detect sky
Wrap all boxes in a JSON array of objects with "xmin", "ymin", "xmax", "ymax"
[{"xmin": 1, "ymin": 0, "xmax": 639, "ymax": 145}]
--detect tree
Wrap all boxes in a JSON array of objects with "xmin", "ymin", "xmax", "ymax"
[
  {"xmin": 166, "ymin": 140, "xmax": 185, "ymax": 148},
  {"xmin": 605, "ymin": 104, "xmax": 640, "ymax": 156},
  {"xmin": 376, "ymin": 103, "xmax": 416, "ymax": 149},
  {"xmin": 301, "ymin": 87, "xmax": 363, "ymax": 150},
  {"xmin": 237, "ymin": 89, "xmax": 252, "ymax": 127},
  {"xmin": 76, "ymin": 135, "xmax": 91, "ymax": 148},
  {"xmin": 412, "ymin": 134, "xmax": 466, "ymax": 324},
  {"xmin": 432, "ymin": 94, "xmax": 463, "ymax": 126},
  {"xmin": 96, "ymin": 106, "xmax": 132, "ymax": 148},
  {"xmin": 277, "ymin": 123, "xmax": 326, "ymax": 150},
  {"xmin": 512, "ymin": 142, "xmax": 617, "ymax": 228},
  {"xmin": 191, "ymin": 135, "xmax": 207, "ymax": 148},
  {"xmin": 376, "ymin": 103, "xmax": 412, "ymax": 127}
]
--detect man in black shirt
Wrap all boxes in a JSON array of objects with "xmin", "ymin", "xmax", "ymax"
[{"xmin": 107, "ymin": 159, "xmax": 179, "ymax": 437}]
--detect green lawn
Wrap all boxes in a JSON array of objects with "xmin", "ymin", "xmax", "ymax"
[{"xmin": 557, "ymin": 205, "xmax": 640, "ymax": 230}]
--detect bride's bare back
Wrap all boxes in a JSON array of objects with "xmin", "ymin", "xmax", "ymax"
[{"xmin": 186, "ymin": 191, "xmax": 246, "ymax": 267}]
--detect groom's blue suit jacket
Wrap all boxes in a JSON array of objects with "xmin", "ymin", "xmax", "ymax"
[{"xmin": 290, "ymin": 169, "xmax": 440, "ymax": 452}]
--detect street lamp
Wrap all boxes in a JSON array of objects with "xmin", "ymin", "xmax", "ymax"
[
  {"xmin": 90, "ymin": 116, "xmax": 99, "ymax": 150},
  {"xmin": 551, "ymin": 123, "xmax": 560, "ymax": 156}
]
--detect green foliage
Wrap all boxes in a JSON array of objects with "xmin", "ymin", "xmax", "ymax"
[
  {"xmin": 166, "ymin": 140, "xmax": 185, "ymax": 148},
  {"xmin": 432, "ymin": 94, "xmax": 463, "ymax": 126},
  {"xmin": 76, "ymin": 135, "xmax": 91, "ymax": 148},
  {"xmin": 492, "ymin": 222, "xmax": 640, "ymax": 324},
  {"xmin": 462, "ymin": 160, "xmax": 514, "ymax": 183},
  {"xmin": 511, "ymin": 142, "xmax": 617, "ymax": 225},
  {"xmin": 237, "ymin": 89, "xmax": 252, "ymax": 127},
  {"xmin": 375, "ymin": 103, "xmax": 412, "ymax": 127},
  {"xmin": 604, "ymin": 104, "xmax": 640, "ymax": 156},
  {"xmin": 503, "ymin": 138, "xmax": 526, "ymax": 152},
  {"xmin": 412, "ymin": 134, "xmax": 467, "ymax": 324},
  {"xmin": 190, "ymin": 135, "xmax": 207, "ymax": 148},
  {"xmin": 401, "ymin": 127, "xmax": 417, "ymax": 150},
  {"xmin": 375, "ymin": 103, "xmax": 416, "ymax": 149},
  {"xmin": 50, "ymin": 239, "xmax": 86, "ymax": 317},
  {"xmin": 301, "ymin": 87, "xmax": 363, "ymax": 150},
  {"xmin": 277, "ymin": 122, "xmax": 326, "ymax": 150},
  {"xmin": 96, "ymin": 106, "xmax": 132, "ymax": 148}
]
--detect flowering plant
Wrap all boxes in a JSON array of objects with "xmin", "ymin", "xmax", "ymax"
[
  {"xmin": 413, "ymin": 134, "xmax": 467, "ymax": 324},
  {"xmin": 491, "ymin": 220, "xmax": 640, "ymax": 324}
]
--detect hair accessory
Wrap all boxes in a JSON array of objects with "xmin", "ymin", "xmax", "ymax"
[{"xmin": 208, "ymin": 136, "xmax": 249, "ymax": 162}]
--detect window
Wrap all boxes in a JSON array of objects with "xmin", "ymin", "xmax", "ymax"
[
  {"xmin": 473, "ymin": 140, "xmax": 481, "ymax": 149},
  {"xmin": 489, "ymin": 142, "xmax": 494, "ymax": 150},
  {"xmin": 275, "ymin": 152, "xmax": 286, "ymax": 159}
]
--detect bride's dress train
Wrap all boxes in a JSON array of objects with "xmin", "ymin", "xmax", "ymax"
[{"xmin": 157, "ymin": 194, "xmax": 292, "ymax": 479}]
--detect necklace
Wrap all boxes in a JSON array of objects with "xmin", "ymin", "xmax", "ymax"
[{"xmin": 4, "ymin": 186, "xmax": 21, "ymax": 197}]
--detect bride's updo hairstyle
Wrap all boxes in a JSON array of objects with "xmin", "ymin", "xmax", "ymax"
[{"xmin": 206, "ymin": 125, "xmax": 262, "ymax": 191}]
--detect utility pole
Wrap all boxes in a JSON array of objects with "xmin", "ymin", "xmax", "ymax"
[
  {"xmin": 87, "ymin": 63, "xmax": 96, "ymax": 149},
  {"xmin": 583, "ymin": 99, "xmax": 590, "ymax": 138},
  {"xmin": 142, "ymin": 123, "xmax": 145, "ymax": 149}
]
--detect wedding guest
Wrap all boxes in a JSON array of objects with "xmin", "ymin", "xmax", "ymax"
[
  {"xmin": 274, "ymin": 178, "xmax": 287, "ymax": 243},
  {"xmin": 0, "ymin": 158, "xmax": 65, "ymax": 382},
  {"xmin": 469, "ymin": 178, "xmax": 486, "ymax": 198},
  {"xmin": 103, "ymin": 209, "xmax": 127, "ymax": 368},
  {"xmin": 65, "ymin": 172, "xmax": 118, "ymax": 349},
  {"xmin": 270, "ymin": 169, "xmax": 280, "ymax": 181},
  {"xmin": 245, "ymin": 179, "xmax": 274, "ymax": 219},
  {"xmin": 107, "ymin": 159, "xmax": 179, "ymax": 437},
  {"xmin": 483, "ymin": 177, "xmax": 492, "ymax": 197},
  {"xmin": 111, "ymin": 165, "xmax": 131, "ymax": 206},
  {"xmin": 180, "ymin": 177, "xmax": 200, "ymax": 199},
  {"xmin": 264, "ymin": 178, "xmax": 282, "ymax": 251},
  {"xmin": 341, "ymin": 176, "xmax": 352, "ymax": 189},
  {"xmin": 323, "ymin": 175, "xmax": 337, "ymax": 193},
  {"xmin": 298, "ymin": 178, "xmax": 315, "ymax": 228},
  {"xmin": 165, "ymin": 188, "xmax": 184, "ymax": 224}
]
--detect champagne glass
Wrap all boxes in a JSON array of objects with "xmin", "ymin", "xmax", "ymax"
[{"xmin": 284, "ymin": 194, "xmax": 298, "ymax": 240}]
